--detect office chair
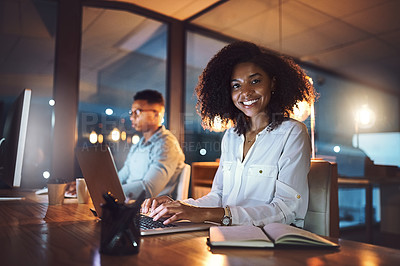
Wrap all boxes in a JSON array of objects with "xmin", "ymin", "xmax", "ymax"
[
  {"xmin": 303, "ymin": 159, "xmax": 339, "ymax": 237},
  {"xmin": 175, "ymin": 164, "xmax": 191, "ymax": 200}
]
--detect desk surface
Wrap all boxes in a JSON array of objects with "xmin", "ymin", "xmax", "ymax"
[{"xmin": 1, "ymin": 190, "xmax": 399, "ymax": 265}]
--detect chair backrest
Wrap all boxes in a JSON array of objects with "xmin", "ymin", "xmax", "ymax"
[
  {"xmin": 303, "ymin": 159, "xmax": 339, "ymax": 237},
  {"xmin": 175, "ymin": 164, "xmax": 191, "ymax": 200}
]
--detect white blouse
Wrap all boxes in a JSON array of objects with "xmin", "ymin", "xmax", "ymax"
[{"xmin": 184, "ymin": 118, "xmax": 311, "ymax": 227}]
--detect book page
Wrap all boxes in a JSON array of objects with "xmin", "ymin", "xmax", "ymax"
[
  {"xmin": 263, "ymin": 223, "xmax": 338, "ymax": 247},
  {"xmin": 209, "ymin": 225, "xmax": 274, "ymax": 247}
]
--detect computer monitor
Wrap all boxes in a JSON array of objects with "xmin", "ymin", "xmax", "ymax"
[{"xmin": 0, "ymin": 89, "xmax": 31, "ymax": 189}]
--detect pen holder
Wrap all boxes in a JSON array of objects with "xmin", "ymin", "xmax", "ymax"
[{"xmin": 100, "ymin": 192, "xmax": 145, "ymax": 255}]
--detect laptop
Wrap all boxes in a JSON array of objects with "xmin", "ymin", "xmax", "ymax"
[{"xmin": 75, "ymin": 145, "xmax": 212, "ymax": 236}]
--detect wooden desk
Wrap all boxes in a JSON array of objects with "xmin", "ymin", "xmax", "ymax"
[{"xmin": 1, "ymin": 191, "xmax": 399, "ymax": 265}]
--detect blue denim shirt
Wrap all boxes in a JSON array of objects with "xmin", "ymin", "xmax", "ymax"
[{"xmin": 118, "ymin": 126, "xmax": 185, "ymax": 199}]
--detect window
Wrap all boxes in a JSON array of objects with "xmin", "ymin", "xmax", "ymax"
[
  {"xmin": 0, "ymin": 0, "xmax": 57, "ymax": 188},
  {"xmin": 184, "ymin": 32, "xmax": 228, "ymax": 164},
  {"xmin": 78, "ymin": 7, "xmax": 168, "ymax": 169}
]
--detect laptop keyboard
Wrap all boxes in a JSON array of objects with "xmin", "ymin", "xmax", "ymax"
[{"xmin": 139, "ymin": 214, "xmax": 177, "ymax": 230}]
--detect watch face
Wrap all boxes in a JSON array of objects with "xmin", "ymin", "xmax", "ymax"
[{"xmin": 222, "ymin": 216, "xmax": 230, "ymax": 226}]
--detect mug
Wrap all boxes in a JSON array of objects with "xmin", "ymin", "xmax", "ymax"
[
  {"xmin": 76, "ymin": 178, "xmax": 90, "ymax": 204},
  {"xmin": 48, "ymin": 183, "xmax": 67, "ymax": 205}
]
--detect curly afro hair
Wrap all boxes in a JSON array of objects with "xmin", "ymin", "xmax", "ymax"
[{"xmin": 195, "ymin": 41, "xmax": 316, "ymax": 135}]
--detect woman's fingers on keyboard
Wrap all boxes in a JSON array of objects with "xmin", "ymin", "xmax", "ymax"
[
  {"xmin": 151, "ymin": 198, "xmax": 161, "ymax": 212},
  {"xmin": 149, "ymin": 201, "xmax": 174, "ymax": 219},
  {"xmin": 142, "ymin": 196, "xmax": 173, "ymax": 214},
  {"xmin": 151, "ymin": 207, "xmax": 169, "ymax": 221},
  {"xmin": 150, "ymin": 201, "xmax": 187, "ymax": 222},
  {"xmin": 163, "ymin": 214, "xmax": 180, "ymax": 225},
  {"xmin": 141, "ymin": 198, "xmax": 152, "ymax": 214}
]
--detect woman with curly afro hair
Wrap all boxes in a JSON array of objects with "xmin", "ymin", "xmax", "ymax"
[{"xmin": 142, "ymin": 41, "xmax": 317, "ymax": 228}]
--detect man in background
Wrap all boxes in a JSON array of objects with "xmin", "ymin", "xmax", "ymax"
[{"xmin": 119, "ymin": 89, "xmax": 185, "ymax": 200}]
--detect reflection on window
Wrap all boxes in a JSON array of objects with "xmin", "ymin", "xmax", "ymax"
[
  {"xmin": 339, "ymin": 187, "xmax": 380, "ymax": 228},
  {"xmin": 78, "ymin": 7, "xmax": 167, "ymax": 169},
  {"xmin": 0, "ymin": 1, "xmax": 57, "ymax": 188},
  {"xmin": 184, "ymin": 32, "xmax": 228, "ymax": 164}
]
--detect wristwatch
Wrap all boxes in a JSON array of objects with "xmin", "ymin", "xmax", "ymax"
[{"xmin": 221, "ymin": 206, "xmax": 232, "ymax": 226}]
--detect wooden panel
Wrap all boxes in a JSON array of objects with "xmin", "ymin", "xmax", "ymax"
[{"xmin": 191, "ymin": 161, "xmax": 219, "ymax": 198}]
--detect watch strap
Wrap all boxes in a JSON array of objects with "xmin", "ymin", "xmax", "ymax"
[
  {"xmin": 224, "ymin": 206, "xmax": 231, "ymax": 218},
  {"xmin": 221, "ymin": 206, "xmax": 232, "ymax": 226}
]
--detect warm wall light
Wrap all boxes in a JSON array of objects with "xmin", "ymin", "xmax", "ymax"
[
  {"xmin": 132, "ymin": 134, "xmax": 140, "ymax": 144},
  {"xmin": 210, "ymin": 115, "xmax": 233, "ymax": 132},
  {"xmin": 98, "ymin": 134, "xmax": 104, "ymax": 144},
  {"xmin": 111, "ymin": 128, "xmax": 120, "ymax": 142},
  {"xmin": 355, "ymin": 105, "xmax": 375, "ymax": 129},
  {"xmin": 89, "ymin": 131, "xmax": 97, "ymax": 144},
  {"xmin": 213, "ymin": 116, "xmax": 222, "ymax": 131},
  {"xmin": 290, "ymin": 99, "xmax": 316, "ymax": 159},
  {"xmin": 121, "ymin": 131, "xmax": 127, "ymax": 141},
  {"xmin": 354, "ymin": 104, "xmax": 376, "ymax": 148},
  {"xmin": 291, "ymin": 101, "xmax": 311, "ymax": 122}
]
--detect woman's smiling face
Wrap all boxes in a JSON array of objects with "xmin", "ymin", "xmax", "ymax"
[{"xmin": 230, "ymin": 62, "xmax": 275, "ymax": 119}]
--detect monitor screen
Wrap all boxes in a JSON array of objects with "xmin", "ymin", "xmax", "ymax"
[{"xmin": 0, "ymin": 89, "xmax": 31, "ymax": 188}]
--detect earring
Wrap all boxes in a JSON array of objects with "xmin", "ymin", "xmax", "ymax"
[{"xmin": 271, "ymin": 91, "xmax": 275, "ymax": 95}]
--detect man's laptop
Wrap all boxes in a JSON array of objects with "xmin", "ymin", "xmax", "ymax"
[{"xmin": 75, "ymin": 145, "xmax": 211, "ymax": 236}]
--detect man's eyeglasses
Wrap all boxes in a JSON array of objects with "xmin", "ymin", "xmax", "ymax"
[{"xmin": 128, "ymin": 109, "xmax": 158, "ymax": 117}]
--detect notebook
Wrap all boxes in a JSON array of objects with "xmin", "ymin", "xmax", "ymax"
[{"xmin": 75, "ymin": 145, "xmax": 211, "ymax": 236}]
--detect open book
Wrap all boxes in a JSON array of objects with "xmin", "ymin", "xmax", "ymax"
[{"xmin": 209, "ymin": 223, "xmax": 339, "ymax": 248}]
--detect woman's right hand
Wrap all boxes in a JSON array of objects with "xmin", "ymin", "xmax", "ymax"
[{"xmin": 141, "ymin": 195, "xmax": 173, "ymax": 214}]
